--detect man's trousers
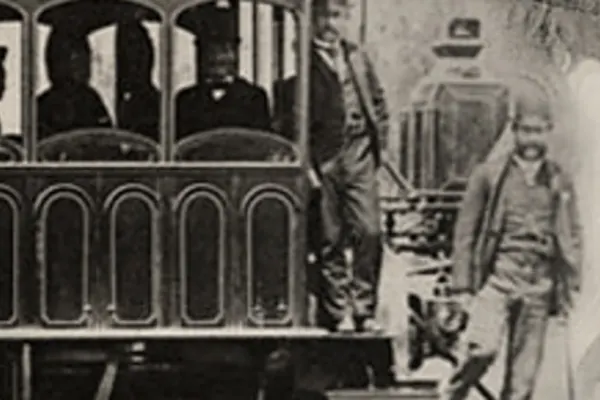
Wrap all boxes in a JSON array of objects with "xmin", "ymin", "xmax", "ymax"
[
  {"xmin": 316, "ymin": 134, "xmax": 382, "ymax": 326},
  {"xmin": 442, "ymin": 279, "xmax": 551, "ymax": 400}
]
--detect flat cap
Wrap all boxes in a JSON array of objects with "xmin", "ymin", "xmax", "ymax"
[
  {"xmin": 177, "ymin": 3, "xmax": 240, "ymax": 45},
  {"xmin": 508, "ymin": 74, "xmax": 553, "ymax": 121}
]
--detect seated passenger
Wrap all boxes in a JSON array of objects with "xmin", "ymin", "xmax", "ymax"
[
  {"xmin": 116, "ymin": 21, "xmax": 160, "ymax": 141},
  {"xmin": 37, "ymin": 29, "xmax": 112, "ymax": 141},
  {"xmin": 175, "ymin": 9, "xmax": 272, "ymax": 140}
]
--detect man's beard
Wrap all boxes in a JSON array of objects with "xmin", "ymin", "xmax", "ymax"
[{"xmin": 516, "ymin": 144, "xmax": 547, "ymax": 161}]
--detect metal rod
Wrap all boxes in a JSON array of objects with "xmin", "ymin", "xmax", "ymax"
[
  {"xmin": 296, "ymin": 0, "xmax": 311, "ymax": 167},
  {"xmin": 359, "ymin": 0, "xmax": 367, "ymax": 44},
  {"xmin": 252, "ymin": 0, "xmax": 260, "ymax": 84},
  {"xmin": 20, "ymin": 343, "xmax": 31, "ymax": 400}
]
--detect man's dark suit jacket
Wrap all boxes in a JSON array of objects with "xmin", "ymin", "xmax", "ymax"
[
  {"xmin": 37, "ymin": 83, "xmax": 113, "ymax": 141},
  {"xmin": 175, "ymin": 77, "xmax": 272, "ymax": 140},
  {"xmin": 452, "ymin": 153, "xmax": 582, "ymax": 313},
  {"xmin": 274, "ymin": 41, "xmax": 389, "ymax": 168}
]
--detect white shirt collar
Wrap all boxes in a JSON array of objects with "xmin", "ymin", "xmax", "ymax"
[
  {"xmin": 513, "ymin": 155, "xmax": 543, "ymax": 184},
  {"xmin": 313, "ymin": 39, "xmax": 343, "ymax": 72}
]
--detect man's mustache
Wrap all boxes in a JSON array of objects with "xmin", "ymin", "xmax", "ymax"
[
  {"xmin": 321, "ymin": 25, "xmax": 339, "ymax": 36},
  {"xmin": 517, "ymin": 143, "xmax": 547, "ymax": 159}
]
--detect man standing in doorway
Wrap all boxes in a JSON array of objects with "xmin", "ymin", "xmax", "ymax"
[
  {"xmin": 276, "ymin": 0, "xmax": 394, "ymax": 388},
  {"xmin": 304, "ymin": 0, "xmax": 389, "ymax": 335},
  {"xmin": 442, "ymin": 77, "xmax": 581, "ymax": 400}
]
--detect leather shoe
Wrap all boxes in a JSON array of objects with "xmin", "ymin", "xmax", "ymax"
[
  {"xmin": 357, "ymin": 318, "xmax": 383, "ymax": 333},
  {"xmin": 335, "ymin": 315, "xmax": 356, "ymax": 333}
]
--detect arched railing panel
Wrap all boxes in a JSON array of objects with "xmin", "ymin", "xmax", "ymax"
[
  {"xmin": 36, "ymin": 185, "xmax": 93, "ymax": 326},
  {"xmin": 104, "ymin": 185, "xmax": 160, "ymax": 325},
  {"xmin": 243, "ymin": 185, "xmax": 297, "ymax": 326},
  {"xmin": 175, "ymin": 184, "xmax": 227, "ymax": 326},
  {"xmin": 0, "ymin": 184, "xmax": 20, "ymax": 326}
]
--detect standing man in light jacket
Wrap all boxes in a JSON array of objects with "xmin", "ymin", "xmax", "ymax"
[{"xmin": 441, "ymin": 75, "xmax": 581, "ymax": 400}]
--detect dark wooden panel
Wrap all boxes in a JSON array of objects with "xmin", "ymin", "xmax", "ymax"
[
  {"xmin": 246, "ymin": 193, "xmax": 293, "ymax": 325},
  {"xmin": 177, "ymin": 186, "xmax": 226, "ymax": 325},
  {"xmin": 36, "ymin": 185, "xmax": 93, "ymax": 326},
  {"xmin": 99, "ymin": 178, "xmax": 161, "ymax": 327},
  {"xmin": 0, "ymin": 184, "xmax": 19, "ymax": 326},
  {"xmin": 109, "ymin": 194, "xmax": 156, "ymax": 324}
]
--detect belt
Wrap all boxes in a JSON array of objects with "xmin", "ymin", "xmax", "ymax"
[
  {"xmin": 498, "ymin": 235, "xmax": 555, "ymax": 258},
  {"xmin": 507, "ymin": 233, "xmax": 553, "ymax": 245}
]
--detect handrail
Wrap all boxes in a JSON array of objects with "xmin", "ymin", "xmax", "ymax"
[
  {"xmin": 37, "ymin": 129, "xmax": 160, "ymax": 162},
  {"xmin": 174, "ymin": 127, "xmax": 299, "ymax": 162}
]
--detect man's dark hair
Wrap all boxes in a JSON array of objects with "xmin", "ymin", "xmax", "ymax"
[{"xmin": 45, "ymin": 29, "xmax": 91, "ymax": 85}]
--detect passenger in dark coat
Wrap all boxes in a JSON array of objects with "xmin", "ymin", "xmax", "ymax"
[
  {"xmin": 176, "ymin": 76, "xmax": 272, "ymax": 139},
  {"xmin": 175, "ymin": 9, "xmax": 272, "ymax": 140},
  {"xmin": 116, "ymin": 20, "xmax": 160, "ymax": 141},
  {"xmin": 37, "ymin": 29, "xmax": 112, "ymax": 141}
]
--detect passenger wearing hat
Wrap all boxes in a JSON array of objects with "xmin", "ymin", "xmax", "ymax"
[
  {"xmin": 440, "ymin": 76, "xmax": 581, "ymax": 400},
  {"xmin": 175, "ymin": 6, "xmax": 272, "ymax": 139},
  {"xmin": 116, "ymin": 20, "xmax": 161, "ymax": 141},
  {"xmin": 37, "ymin": 28, "xmax": 113, "ymax": 140}
]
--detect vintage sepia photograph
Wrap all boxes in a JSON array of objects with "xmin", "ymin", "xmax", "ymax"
[{"xmin": 0, "ymin": 0, "xmax": 598, "ymax": 399}]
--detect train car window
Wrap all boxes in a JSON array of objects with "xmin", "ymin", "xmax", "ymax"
[
  {"xmin": 0, "ymin": 4, "xmax": 23, "ymax": 163},
  {"xmin": 172, "ymin": 0, "xmax": 299, "ymax": 163},
  {"xmin": 35, "ymin": 0, "xmax": 163, "ymax": 162}
]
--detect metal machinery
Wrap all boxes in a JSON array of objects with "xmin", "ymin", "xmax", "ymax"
[
  {"xmin": 381, "ymin": 17, "xmax": 509, "ymax": 372},
  {"xmin": 0, "ymin": 0, "xmax": 440, "ymax": 399}
]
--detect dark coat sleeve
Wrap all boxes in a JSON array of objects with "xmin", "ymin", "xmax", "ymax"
[
  {"xmin": 250, "ymin": 87, "xmax": 273, "ymax": 132},
  {"xmin": 362, "ymin": 51, "xmax": 389, "ymax": 150},
  {"xmin": 175, "ymin": 90, "xmax": 192, "ymax": 139},
  {"xmin": 452, "ymin": 164, "xmax": 489, "ymax": 293},
  {"xmin": 272, "ymin": 77, "xmax": 297, "ymax": 142},
  {"xmin": 89, "ymin": 90, "xmax": 113, "ymax": 128},
  {"xmin": 556, "ymin": 170, "xmax": 582, "ymax": 293}
]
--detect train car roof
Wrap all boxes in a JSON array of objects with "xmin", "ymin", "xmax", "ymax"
[{"xmin": 0, "ymin": 0, "xmax": 304, "ymax": 21}]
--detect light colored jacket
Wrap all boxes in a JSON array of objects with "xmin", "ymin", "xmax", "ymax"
[{"xmin": 452, "ymin": 153, "xmax": 581, "ymax": 313}]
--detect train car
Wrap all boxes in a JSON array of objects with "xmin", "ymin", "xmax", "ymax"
[{"xmin": 0, "ymin": 0, "xmax": 443, "ymax": 399}]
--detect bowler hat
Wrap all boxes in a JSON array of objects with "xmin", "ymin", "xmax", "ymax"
[
  {"xmin": 508, "ymin": 74, "xmax": 553, "ymax": 122},
  {"xmin": 177, "ymin": 3, "xmax": 240, "ymax": 45}
]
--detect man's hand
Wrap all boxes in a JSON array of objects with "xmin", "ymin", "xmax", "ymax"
[{"xmin": 454, "ymin": 292, "xmax": 474, "ymax": 315}]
